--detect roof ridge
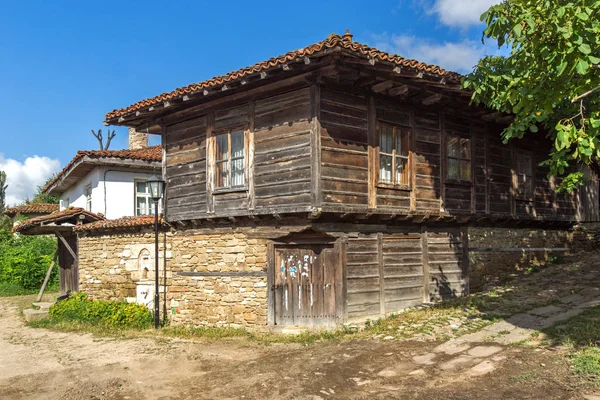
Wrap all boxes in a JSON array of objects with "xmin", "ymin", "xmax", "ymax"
[{"xmin": 104, "ymin": 32, "xmax": 462, "ymax": 122}]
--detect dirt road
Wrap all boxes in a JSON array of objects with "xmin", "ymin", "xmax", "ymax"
[{"xmin": 0, "ymin": 296, "xmax": 588, "ymax": 400}]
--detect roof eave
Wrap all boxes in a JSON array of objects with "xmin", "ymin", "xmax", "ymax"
[{"xmin": 45, "ymin": 156, "xmax": 162, "ymax": 196}]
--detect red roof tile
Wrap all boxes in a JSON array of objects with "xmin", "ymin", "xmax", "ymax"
[
  {"xmin": 4, "ymin": 203, "xmax": 59, "ymax": 217},
  {"xmin": 105, "ymin": 32, "xmax": 462, "ymax": 121},
  {"xmin": 44, "ymin": 145, "xmax": 162, "ymax": 194},
  {"xmin": 73, "ymin": 215, "xmax": 168, "ymax": 233},
  {"xmin": 13, "ymin": 208, "xmax": 104, "ymax": 233}
]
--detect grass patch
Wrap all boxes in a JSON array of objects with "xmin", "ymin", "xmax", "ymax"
[
  {"xmin": 571, "ymin": 347, "xmax": 600, "ymax": 382},
  {"xmin": 542, "ymin": 305, "xmax": 600, "ymax": 383},
  {"xmin": 0, "ymin": 281, "xmax": 58, "ymax": 297},
  {"xmin": 511, "ymin": 370, "xmax": 538, "ymax": 383}
]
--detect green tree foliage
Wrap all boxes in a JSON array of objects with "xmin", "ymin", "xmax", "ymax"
[
  {"xmin": 30, "ymin": 174, "xmax": 59, "ymax": 204},
  {"xmin": 462, "ymin": 0, "xmax": 600, "ymax": 191},
  {"xmin": 0, "ymin": 234, "xmax": 57, "ymax": 291}
]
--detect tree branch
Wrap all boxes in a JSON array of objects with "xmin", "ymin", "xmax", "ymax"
[
  {"xmin": 103, "ymin": 130, "xmax": 116, "ymax": 150},
  {"xmin": 91, "ymin": 129, "xmax": 103, "ymax": 150},
  {"xmin": 571, "ymin": 84, "xmax": 600, "ymax": 103}
]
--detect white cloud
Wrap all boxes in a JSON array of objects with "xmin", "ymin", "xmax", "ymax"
[
  {"xmin": 371, "ymin": 33, "xmax": 495, "ymax": 73},
  {"xmin": 431, "ymin": 0, "xmax": 499, "ymax": 27},
  {"xmin": 0, "ymin": 155, "xmax": 61, "ymax": 206}
]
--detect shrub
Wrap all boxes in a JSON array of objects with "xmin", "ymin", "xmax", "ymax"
[
  {"xmin": 49, "ymin": 293, "xmax": 153, "ymax": 330},
  {"xmin": 0, "ymin": 234, "xmax": 57, "ymax": 290}
]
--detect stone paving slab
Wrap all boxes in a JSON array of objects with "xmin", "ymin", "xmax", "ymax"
[
  {"xmin": 432, "ymin": 341, "xmax": 471, "ymax": 355},
  {"xmin": 468, "ymin": 360, "xmax": 496, "ymax": 377},
  {"xmin": 412, "ymin": 353, "xmax": 437, "ymax": 365},
  {"xmin": 439, "ymin": 355, "xmax": 481, "ymax": 372},
  {"xmin": 467, "ymin": 346, "xmax": 503, "ymax": 358},
  {"xmin": 528, "ymin": 305, "xmax": 564, "ymax": 317}
]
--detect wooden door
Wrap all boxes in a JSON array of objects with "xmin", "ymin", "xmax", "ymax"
[
  {"xmin": 58, "ymin": 235, "xmax": 79, "ymax": 294},
  {"xmin": 273, "ymin": 245, "xmax": 341, "ymax": 326}
]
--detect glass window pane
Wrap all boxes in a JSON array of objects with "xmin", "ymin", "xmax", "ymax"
[
  {"xmin": 231, "ymin": 158, "xmax": 245, "ymax": 186},
  {"xmin": 460, "ymin": 138, "xmax": 471, "ymax": 160},
  {"xmin": 379, "ymin": 155, "xmax": 393, "ymax": 183},
  {"xmin": 460, "ymin": 160, "xmax": 471, "ymax": 181},
  {"xmin": 136, "ymin": 197, "xmax": 146, "ymax": 216},
  {"xmin": 380, "ymin": 125, "xmax": 393, "ymax": 154},
  {"xmin": 396, "ymin": 157, "xmax": 408, "ymax": 185},
  {"xmin": 396, "ymin": 129, "xmax": 409, "ymax": 157},
  {"xmin": 136, "ymin": 182, "xmax": 147, "ymax": 194},
  {"xmin": 448, "ymin": 158, "xmax": 459, "ymax": 180},
  {"xmin": 231, "ymin": 131, "xmax": 244, "ymax": 158},
  {"xmin": 216, "ymin": 134, "xmax": 229, "ymax": 161},
  {"xmin": 216, "ymin": 161, "xmax": 229, "ymax": 188},
  {"xmin": 447, "ymin": 136, "xmax": 460, "ymax": 158}
]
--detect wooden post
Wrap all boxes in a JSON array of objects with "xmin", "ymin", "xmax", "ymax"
[
  {"xmin": 367, "ymin": 95, "xmax": 377, "ymax": 209},
  {"xmin": 36, "ymin": 248, "xmax": 59, "ymax": 302},
  {"xmin": 377, "ymin": 233, "xmax": 385, "ymax": 316},
  {"xmin": 310, "ymin": 83, "xmax": 322, "ymax": 208},
  {"xmin": 267, "ymin": 242, "xmax": 275, "ymax": 325},
  {"xmin": 421, "ymin": 225, "xmax": 430, "ymax": 303}
]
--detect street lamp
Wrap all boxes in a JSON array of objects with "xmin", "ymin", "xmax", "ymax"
[{"xmin": 147, "ymin": 174, "xmax": 165, "ymax": 329}]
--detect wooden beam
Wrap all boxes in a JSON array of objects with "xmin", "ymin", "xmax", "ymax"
[
  {"xmin": 371, "ymin": 80, "xmax": 394, "ymax": 93},
  {"xmin": 388, "ymin": 85, "xmax": 409, "ymax": 96},
  {"xmin": 260, "ymin": 71, "xmax": 267, "ymax": 79},
  {"xmin": 393, "ymin": 66, "xmax": 402, "ymax": 74},
  {"xmin": 183, "ymin": 95, "xmax": 190, "ymax": 101},
  {"xmin": 36, "ymin": 249, "xmax": 59, "ymax": 302},
  {"xmin": 482, "ymin": 112, "xmax": 502, "ymax": 121},
  {"xmin": 282, "ymin": 63, "xmax": 290, "ymax": 71},
  {"xmin": 55, "ymin": 231, "xmax": 77, "ymax": 262},
  {"xmin": 164, "ymin": 101, "xmax": 171, "ymax": 108},
  {"xmin": 221, "ymin": 85, "xmax": 228, "ymax": 91},
  {"xmin": 422, "ymin": 93, "xmax": 443, "ymax": 106},
  {"xmin": 304, "ymin": 57, "xmax": 311, "ymax": 65},
  {"xmin": 497, "ymin": 115, "xmax": 514, "ymax": 124}
]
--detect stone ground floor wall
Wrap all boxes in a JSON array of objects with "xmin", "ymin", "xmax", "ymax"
[
  {"xmin": 78, "ymin": 228, "xmax": 270, "ymax": 328},
  {"xmin": 468, "ymin": 227, "xmax": 572, "ymax": 292},
  {"xmin": 77, "ymin": 223, "xmax": 584, "ymax": 328}
]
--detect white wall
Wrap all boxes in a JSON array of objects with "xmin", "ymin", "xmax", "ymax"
[{"xmin": 59, "ymin": 167, "xmax": 160, "ymax": 220}]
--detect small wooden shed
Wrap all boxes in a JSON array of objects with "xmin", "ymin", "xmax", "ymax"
[{"xmin": 13, "ymin": 208, "xmax": 103, "ymax": 294}]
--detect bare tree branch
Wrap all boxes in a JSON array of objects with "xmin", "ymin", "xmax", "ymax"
[
  {"xmin": 91, "ymin": 129, "xmax": 103, "ymax": 150},
  {"xmin": 104, "ymin": 130, "xmax": 116, "ymax": 150}
]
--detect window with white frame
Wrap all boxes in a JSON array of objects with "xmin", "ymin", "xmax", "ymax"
[
  {"xmin": 378, "ymin": 122, "xmax": 410, "ymax": 186},
  {"xmin": 215, "ymin": 130, "xmax": 246, "ymax": 189},
  {"xmin": 84, "ymin": 184, "xmax": 92, "ymax": 212},
  {"xmin": 135, "ymin": 181, "xmax": 154, "ymax": 216},
  {"xmin": 61, "ymin": 197, "xmax": 70, "ymax": 209}
]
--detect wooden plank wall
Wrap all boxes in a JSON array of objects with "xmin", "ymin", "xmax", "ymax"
[
  {"xmin": 165, "ymin": 116, "xmax": 208, "ymax": 221},
  {"xmin": 164, "ymin": 87, "xmax": 313, "ymax": 220},
  {"xmin": 254, "ymin": 88, "xmax": 313, "ymax": 209},
  {"xmin": 345, "ymin": 234, "xmax": 380, "ymax": 320},
  {"xmin": 443, "ymin": 115, "xmax": 472, "ymax": 212},
  {"xmin": 381, "ymin": 233, "xmax": 424, "ymax": 311},
  {"xmin": 320, "ymin": 88, "xmax": 370, "ymax": 207},
  {"xmin": 426, "ymin": 228, "xmax": 466, "ymax": 301},
  {"xmin": 413, "ymin": 109, "xmax": 442, "ymax": 212}
]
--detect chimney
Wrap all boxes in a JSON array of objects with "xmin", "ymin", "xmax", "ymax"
[
  {"xmin": 342, "ymin": 29, "xmax": 353, "ymax": 42},
  {"xmin": 128, "ymin": 127, "xmax": 148, "ymax": 150}
]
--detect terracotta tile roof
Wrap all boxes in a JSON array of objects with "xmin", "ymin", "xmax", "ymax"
[
  {"xmin": 73, "ymin": 215, "xmax": 168, "ymax": 233},
  {"xmin": 13, "ymin": 207, "xmax": 104, "ymax": 234},
  {"xmin": 44, "ymin": 145, "xmax": 162, "ymax": 194},
  {"xmin": 4, "ymin": 203, "xmax": 59, "ymax": 217},
  {"xmin": 105, "ymin": 32, "xmax": 462, "ymax": 121}
]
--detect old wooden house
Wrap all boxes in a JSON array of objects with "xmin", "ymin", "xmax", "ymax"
[{"xmin": 86, "ymin": 31, "xmax": 598, "ymax": 327}]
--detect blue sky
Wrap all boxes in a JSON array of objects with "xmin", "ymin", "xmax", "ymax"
[{"xmin": 0, "ymin": 0, "xmax": 498, "ymax": 205}]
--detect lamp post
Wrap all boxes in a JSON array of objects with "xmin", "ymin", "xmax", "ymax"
[{"xmin": 147, "ymin": 174, "xmax": 165, "ymax": 329}]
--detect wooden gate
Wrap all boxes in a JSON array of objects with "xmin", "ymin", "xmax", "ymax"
[{"xmin": 273, "ymin": 244, "xmax": 342, "ymax": 326}]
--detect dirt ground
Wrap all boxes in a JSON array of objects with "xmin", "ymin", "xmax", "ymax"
[{"xmin": 0, "ymin": 297, "xmax": 591, "ymax": 400}]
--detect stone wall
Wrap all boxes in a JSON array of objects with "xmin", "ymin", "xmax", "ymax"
[
  {"xmin": 128, "ymin": 127, "xmax": 149, "ymax": 150},
  {"xmin": 467, "ymin": 227, "xmax": 571, "ymax": 292},
  {"xmin": 78, "ymin": 227, "xmax": 270, "ymax": 327},
  {"xmin": 571, "ymin": 222, "xmax": 600, "ymax": 252}
]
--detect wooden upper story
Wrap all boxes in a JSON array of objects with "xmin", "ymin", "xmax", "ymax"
[{"xmin": 104, "ymin": 34, "xmax": 599, "ymax": 225}]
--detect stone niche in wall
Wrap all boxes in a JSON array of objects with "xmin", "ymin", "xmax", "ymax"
[{"xmin": 117, "ymin": 243, "xmax": 171, "ymax": 281}]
